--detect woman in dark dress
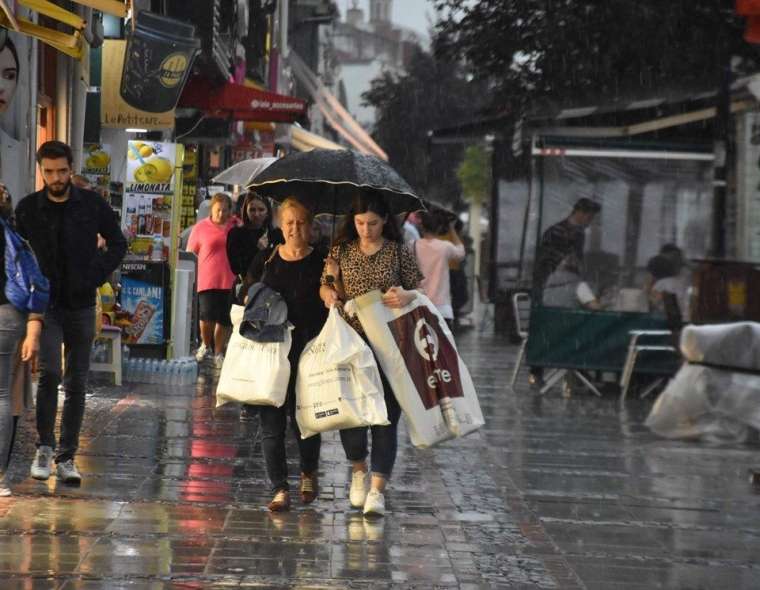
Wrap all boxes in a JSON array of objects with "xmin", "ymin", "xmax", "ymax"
[{"xmin": 245, "ymin": 197, "xmax": 327, "ymax": 511}]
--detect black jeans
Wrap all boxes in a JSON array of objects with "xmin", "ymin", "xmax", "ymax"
[
  {"xmin": 0, "ymin": 304, "xmax": 24, "ymax": 474},
  {"xmin": 339, "ymin": 367, "xmax": 402, "ymax": 479},
  {"xmin": 260, "ymin": 343, "xmax": 321, "ymax": 493},
  {"xmin": 36, "ymin": 306, "xmax": 96, "ymax": 463}
]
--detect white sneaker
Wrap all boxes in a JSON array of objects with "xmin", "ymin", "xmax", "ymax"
[
  {"xmin": 214, "ymin": 353, "xmax": 225, "ymax": 370},
  {"xmin": 439, "ymin": 396, "xmax": 461, "ymax": 437},
  {"xmin": 30, "ymin": 446, "xmax": 53, "ymax": 480},
  {"xmin": 195, "ymin": 343, "xmax": 210, "ymax": 362},
  {"xmin": 363, "ymin": 488, "xmax": 385, "ymax": 517},
  {"xmin": 349, "ymin": 470, "xmax": 368, "ymax": 508},
  {"xmin": 0, "ymin": 483, "xmax": 10, "ymax": 497},
  {"xmin": 56, "ymin": 460, "xmax": 82, "ymax": 485}
]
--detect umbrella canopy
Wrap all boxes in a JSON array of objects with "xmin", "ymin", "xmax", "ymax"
[
  {"xmin": 212, "ymin": 157, "xmax": 278, "ymax": 186},
  {"xmin": 247, "ymin": 149, "xmax": 424, "ymax": 215}
]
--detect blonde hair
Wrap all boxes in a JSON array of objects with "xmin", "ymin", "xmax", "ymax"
[
  {"xmin": 278, "ymin": 197, "xmax": 313, "ymax": 224},
  {"xmin": 210, "ymin": 192, "xmax": 232, "ymax": 209}
]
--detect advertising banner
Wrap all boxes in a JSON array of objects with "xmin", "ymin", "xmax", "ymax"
[
  {"xmin": 120, "ymin": 261, "xmax": 167, "ymax": 344},
  {"xmin": 101, "ymin": 40, "xmax": 176, "ymax": 130},
  {"xmin": 123, "ymin": 141, "xmax": 176, "ymax": 248},
  {"xmin": 81, "ymin": 143, "xmax": 111, "ymax": 190}
]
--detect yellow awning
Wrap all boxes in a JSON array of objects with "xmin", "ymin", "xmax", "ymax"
[
  {"xmin": 0, "ymin": 0, "xmax": 128, "ymax": 61},
  {"xmin": 290, "ymin": 125, "xmax": 345, "ymax": 152}
]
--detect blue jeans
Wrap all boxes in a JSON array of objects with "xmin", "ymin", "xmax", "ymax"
[
  {"xmin": 339, "ymin": 367, "xmax": 402, "ymax": 479},
  {"xmin": 0, "ymin": 304, "xmax": 24, "ymax": 474},
  {"xmin": 36, "ymin": 306, "xmax": 96, "ymax": 463}
]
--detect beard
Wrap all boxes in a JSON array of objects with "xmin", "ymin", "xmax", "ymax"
[{"xmin": 46, "ymin": 180, "xmax": 71, "ymax": 198}]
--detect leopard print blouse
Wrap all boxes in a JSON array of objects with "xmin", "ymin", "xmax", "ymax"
[{"xmin": 321, "ymin": 239, "xmax": 424, "ymax": 334}]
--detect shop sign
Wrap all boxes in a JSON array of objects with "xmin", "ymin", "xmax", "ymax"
[
  {"xmin": 81, "ymin": 143, "xmax": 111, "ymax": 188},
  {"xmin": 101, "ymin": 39, "xmax": 175, "ymax": 130}
]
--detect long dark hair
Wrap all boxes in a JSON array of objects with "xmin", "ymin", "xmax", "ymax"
[
  {"xmin": 239, "ymin": 191, "xmax": 273, "ymax": 232},
  {"xmin": 333, "ymin": 191, "xmax": 402, "ymax": 246}
]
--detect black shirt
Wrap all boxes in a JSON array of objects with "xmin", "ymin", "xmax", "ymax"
[
  {"xmin": 226, "ymin": 226, "xmax": 284, "ymax": 277},
  {"xmin": 249, "ymin": 246, "xmax": 327, "ymax": 356},
  {"xmin": 533, "ymin": 218, "xmax": 586, "ymax": 290},
  {"xmin": 47, "ymin": 201, "xmax": 68, "ymax": 307}
]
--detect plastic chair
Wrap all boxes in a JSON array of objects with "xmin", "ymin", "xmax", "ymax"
[
  {"xmin": 510, "ymin": 292, "xmax": 531, "ymax": 387},
  {"xmin": 90, "ymin": 325, "xmax": 122, "ymax": 385}
]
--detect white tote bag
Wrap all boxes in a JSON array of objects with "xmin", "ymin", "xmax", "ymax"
[
  {"xmin": 345, "ymin": 290, "xmax": 484, "ymax": 448},
  {"xmin": 216, "ymin": 305, "xmax": 292, "ymax": 408},
  {"xmin": 296, "ymin": 306, "xmax": 388, "ymax": 439}
]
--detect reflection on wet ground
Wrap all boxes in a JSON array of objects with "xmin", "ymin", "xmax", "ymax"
[{"xmin": 1, "ymin": 330, "xmax": 759, "ymax": 588}]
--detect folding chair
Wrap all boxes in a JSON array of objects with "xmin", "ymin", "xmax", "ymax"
[
  {"xmin": 619, "ymin": 292, "xmax": 683, "ymax": 401},
  {"xmin": 510, "ymin": 292, "xmax": 531, "ymax": 387}
]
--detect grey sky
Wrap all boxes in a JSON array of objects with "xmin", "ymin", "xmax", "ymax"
[{"xmin": 338, "ymin": 0, "xmax": 437, "ymax": 37}]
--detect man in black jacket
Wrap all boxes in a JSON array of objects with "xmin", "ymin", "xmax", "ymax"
[{"xmin": 15, "ymin": 141, "xmax": 127, "ymax": 485}]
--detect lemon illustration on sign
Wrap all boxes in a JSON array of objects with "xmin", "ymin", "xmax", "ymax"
[
  {"xmin": 85, "ymin": 150, "xmax": 110, "ymax": 169},
  {"xmin": 128, "ymin": 142, "xmax": 155, "ymax": 160},
  {"xmin": 134, "ymin": 157, "xmax": 173, "ymax": 183},
  {"xmin": 160, "ymin": 53, "xmax": 189, "ymax": 88}
]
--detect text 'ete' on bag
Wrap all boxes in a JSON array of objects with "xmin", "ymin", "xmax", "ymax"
[{"xmin": 0, "ymin": 216, "xmax": 49, "ymax": 313}]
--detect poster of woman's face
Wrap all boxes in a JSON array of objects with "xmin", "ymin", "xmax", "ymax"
[{"xmin": 0, "ymin": 39, "xmax": 19, "ymax": 113}]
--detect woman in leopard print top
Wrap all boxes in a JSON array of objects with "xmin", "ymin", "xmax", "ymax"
[{"xmin": 320, "ymin": 191, "xmax": 423, "ymax": 517}]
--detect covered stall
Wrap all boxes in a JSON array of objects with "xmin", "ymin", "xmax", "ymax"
[{"xmin": 522, "ymin": 136, "xmax": 716, "ymax": 394}]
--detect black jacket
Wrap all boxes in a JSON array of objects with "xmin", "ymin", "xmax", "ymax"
[{"xmin": 15, "ymin": 186, "xmax": 127, "ymax": 309}]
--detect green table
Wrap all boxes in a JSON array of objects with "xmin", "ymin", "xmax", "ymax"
[{"xmin": 526, "ymin": 306, "xmax": 679, "ymax": 374}]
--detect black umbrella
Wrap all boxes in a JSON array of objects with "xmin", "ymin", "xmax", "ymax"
[{"xmin": 247, "ymin": 149, "xmax": 425, "ymax": 215}]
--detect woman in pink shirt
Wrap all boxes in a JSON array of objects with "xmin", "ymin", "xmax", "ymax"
[
  {"xmin": 187, "ymin": 193, "xmax": 236, "ymax": 368},
  {"xmin": 411, "ymin": 211, "xmax": 465, "ymax": 327}
]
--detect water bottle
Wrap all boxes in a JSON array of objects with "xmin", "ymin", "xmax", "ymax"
[
  {"xmin": 149, "ymin": 359, "xmax": 159, "ymax": 383},
  {"xmin": 171, "ymin": 360, "xmax": 181, "ymax": 385},
  {"xmin": 133, "ymin": 358, "xmax": 143, "ymax": 383},
  {"xmin": 122, "ymin": 345, "xmax": 130, "ymax": 378}
]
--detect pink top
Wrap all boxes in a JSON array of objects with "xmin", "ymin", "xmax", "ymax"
[
  {"xmin": 187, "ymin": 218, "xmax": 236, "ymax": 292},
  {"xmin": 412, "ymin": 238, "xmax": 465, "ymax": 319}
]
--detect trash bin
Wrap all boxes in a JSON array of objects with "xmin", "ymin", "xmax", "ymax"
[{"xmin": 120, "ymin": 11, "xmax": 200, "ymax": 113}]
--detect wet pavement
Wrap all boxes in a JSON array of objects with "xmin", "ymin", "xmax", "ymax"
[{"xmin": 2, "ymin": 330, "xmax": 760, "ymax": 589}]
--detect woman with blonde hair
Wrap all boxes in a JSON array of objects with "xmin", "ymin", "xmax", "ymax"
[
  {"xmin": 187, "ymin": 192, "xmax": 236, "ymax": 368},
  {"xmin": 245, "ymin": 197, "xmax": 327, "ymax": 511}
]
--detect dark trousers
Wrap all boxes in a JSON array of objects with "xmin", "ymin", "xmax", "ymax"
[
  {"xmin": 36, "ymin": 306, "xmax": 96, "ymax": 463},
  {"xmin": 0, "ymin": 304, "xmax": 24, "ymax": 474},
  {"xmin": 260, "ymin": 342, "xmax": 321, "ymax": 493},
  {"xmin": 339, "ymin": 368, "xmax": 402, "ymax": 479}
]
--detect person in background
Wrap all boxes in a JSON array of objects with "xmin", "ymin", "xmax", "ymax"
[
  {"xmin": 186, "ymin": 192, "xmax": 236, "ymax": 369},
  {"xmin": 227, "ymin": 191, "xmax": 283, "ymax": 421},
  {"xmin": 0, "ymin": 38, "xmax": 19, "ymax": 114},
  {"xmin": 226, "ymin": 191, "xmax": 283, "ymax": 290},
  {"xmin": 320, "ymin": 192, "xmax": 423, "ymax": 517},
  {"xmin": 440, "ymin": 216, "xmax": 470, "ymax": 328},
  {"xmin": 0, "ymin": 183, "xmax": 42, "ymax": 497},
  {"xmin": 533, "ymin": 198, "xmax": 601, "ymax": 299},
  {"xmin": 246, "ymin": 198, "xmax": 327, "ymax": 511},
  {"xmin": 411, "ymin": 210, "xmax": 464, "ymax": 328},
  {"xmin": 402, "ymin": 211, "xmax": 421, "ymax": 243},
  {"xmin": 15, "ymin": 140, "xmax": 126, "ymax": 486},
  {"xmin": 648, "ymin": 244, "xmax": 689, "ymax": 320},
  {"xmin": 542, "ymin": 255, "xmax": 602, "ymax": 310}
]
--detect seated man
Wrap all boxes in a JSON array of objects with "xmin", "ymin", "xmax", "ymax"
[{"xmin": 542, "ymin": 255, "xmax": 602, "ymax": 310}]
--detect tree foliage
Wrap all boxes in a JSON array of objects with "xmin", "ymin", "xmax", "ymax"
[
  {"xmin": 433, "ymin": 0, "xmax": 758, "ymax": 110},
  {"xmin": 362, "ymin": 47, "xmax": 488, "ymax": 208},
  {"xmin": 457, "ymin": 145, "xmax": 490, "ymax": 206}
]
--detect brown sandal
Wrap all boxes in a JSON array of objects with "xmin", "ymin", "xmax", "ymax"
[
  {"xmin": 268, "ymin": 489, "xmax": 291, "ymax": 512},
  {"xmin": 300, "ymin": 472, "xmax": 319, "ymax": 504}
]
